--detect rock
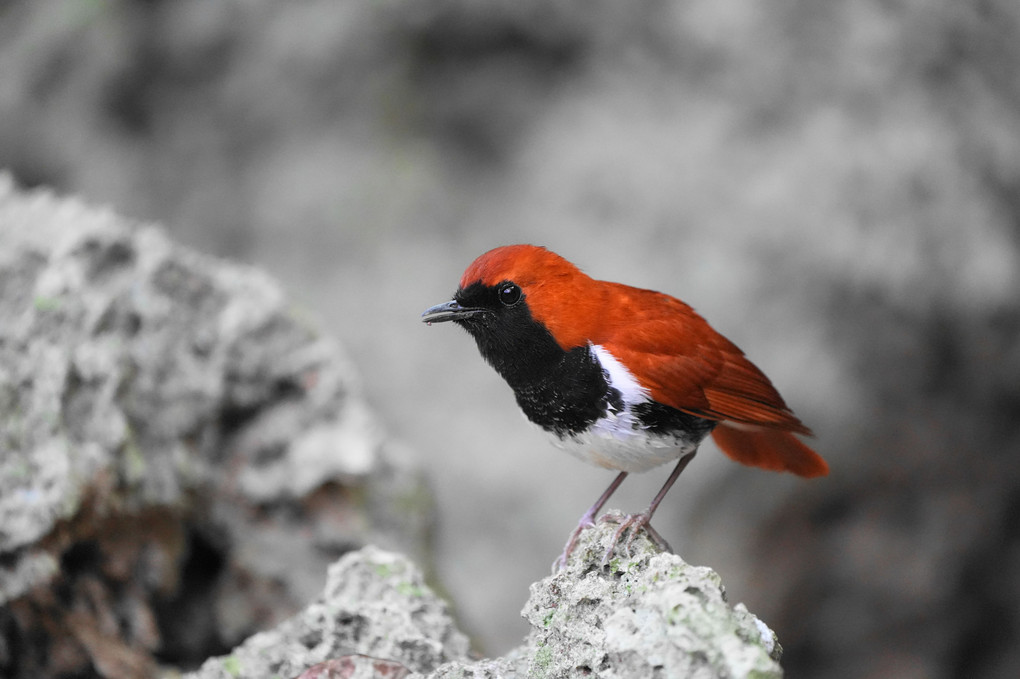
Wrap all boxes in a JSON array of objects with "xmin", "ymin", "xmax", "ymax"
[
  {"xmin": 197, "ymin": 517, "xmax": 781, "ymax": 679},
  {"xmin": 295, "ymin": 656, "xmax": 413, "ymax": 679},
  {"xmin": 186, "ymin": 547, "xmax": 469, "ymax": 679},
  {"xmin": 0, "ymin": 175, "xmax": 433, "ymax": 676},
  {"xmin": 518, "ymin": 512, "xmax": 781, "ymax": 678},
  {"xmin": 431, "ymin": 513, "xmax": 782, "ymax": 679}
]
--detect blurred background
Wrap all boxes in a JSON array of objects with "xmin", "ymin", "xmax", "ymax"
[{"xmin": 2, "ymin": 0, "xmax": 1019, "ymax": 677}]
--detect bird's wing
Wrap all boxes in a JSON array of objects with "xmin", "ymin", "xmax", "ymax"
[{"xmin": 599, "ymin": 287, "xmax": 811, "ymax": 435}]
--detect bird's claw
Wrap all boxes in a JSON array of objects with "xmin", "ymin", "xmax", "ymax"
[
  {"xmin": 600, "ymin": 512, "xmax": 645, "ymax": 566},
  {"xmin": 551, "ymin": 514, "xmax": 598, "ymax": 572},
  {"xmin": 597, "ymin": 512, "xmax": 672, "ymax": 567}
]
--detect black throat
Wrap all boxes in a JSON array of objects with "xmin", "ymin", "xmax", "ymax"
[{"xmin": 453, "ymin": 283, "xmax": 618, "ymax": 438}]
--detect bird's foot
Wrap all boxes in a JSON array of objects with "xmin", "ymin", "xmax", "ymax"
[
  {"xmin": 552, "ymin": 512, "xmax": 598, "ymax": 572},
  {"xmin": 597, "ymin": 512, "xmax": 673, "ymax": 566}
]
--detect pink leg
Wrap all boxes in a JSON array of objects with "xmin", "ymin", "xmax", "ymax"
[
  {"xmin": 603, "ymin": 450, "xmax": 697, "ymax": 564},
  {"xmin": 552, "ymin": 471, "xmax": 628, "ymax": 571}
]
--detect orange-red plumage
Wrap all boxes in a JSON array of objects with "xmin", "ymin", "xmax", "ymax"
[
  {"xmin": 456, "ymin": 244, "xmax": 827, "ymax": 478},
  {"xmin": 711, "ymin": 425, "xmax": 828, "ymax": 477}
]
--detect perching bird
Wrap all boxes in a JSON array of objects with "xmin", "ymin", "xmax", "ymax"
[{"xmin": 422, "ymin": 244, "xmax": 828, "ymax": 568}]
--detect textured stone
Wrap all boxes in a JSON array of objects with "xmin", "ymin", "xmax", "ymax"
[
  {"xmin": 201, "ymin": 519, "xmax": 782, "ymax": 679},
  {"xmin": 0, "ymin": 175, "xmax": 432, "ymax": 676},
  {"xmin": 186, "ymin": 547, "xmax": 469, "ymax": 679},
  {"xmin": 431, "ymin": 514, "xmax": 781, "ymax": 679}
]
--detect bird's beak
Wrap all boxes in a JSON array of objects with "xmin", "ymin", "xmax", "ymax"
[{"xmin": 421, "ymin": 299, "xmax": 487, "ymax": 324}]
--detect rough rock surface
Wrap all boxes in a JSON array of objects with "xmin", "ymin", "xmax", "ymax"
[
  {"xmin": 435, "ymin": 513, "xmax": 781, "ymax": 679},
  {"xmin": 0, "ymin": 175, "xmax": 432, "ymax": 676},
  {"xmin": 186, "ymin": 546, "xmax": 470, "ymax": 679},
  {"xmin": 510, "ymin": 512, "xmax": 781, "ymax": 679},
  {"xmin": 191, "ymin": 517, "xmax": 781, "ymax": 679}
]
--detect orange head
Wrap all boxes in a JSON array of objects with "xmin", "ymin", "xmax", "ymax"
[{"xmin": 448, "ymin": 244, "xmax": 606, "ymax": 350}]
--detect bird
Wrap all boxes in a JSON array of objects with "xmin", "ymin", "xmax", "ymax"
[{"xmin": 421, "ymin": 244, "xmax": 828, "ymax": 569}]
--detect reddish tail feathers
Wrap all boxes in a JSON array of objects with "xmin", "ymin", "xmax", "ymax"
[{"xmin": 711, "ymin": 424, "xmax": 829, "ymax": 478}]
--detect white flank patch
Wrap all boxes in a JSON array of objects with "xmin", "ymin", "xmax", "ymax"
[
  {"xmin": 591, "ymin": 344, "xmax": 648, "ymax": 406},
  {"xmin": 548, "ymin": 344, "xmax": 696, "ymax": 473}
]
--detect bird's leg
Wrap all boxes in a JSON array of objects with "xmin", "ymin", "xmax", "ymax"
[
  {"xmin": 552, "ymin": 471, "xmax": 628, "ymax": 571},
  {"xmin": 602, "ymin": 450, "xmax": 697, "ymax": 565},
  {"xmin": 641, "ymin": 523, "xmax": 673, "ymax": 553}
]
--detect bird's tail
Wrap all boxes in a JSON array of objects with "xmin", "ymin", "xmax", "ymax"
[{"xmin": 711, "ymin": 423, "xmax": 829, "ymax": 478}]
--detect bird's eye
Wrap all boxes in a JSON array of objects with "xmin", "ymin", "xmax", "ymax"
[{"xmin": 498, "ymin": 282, "xmax": 522, "ymax": 307}]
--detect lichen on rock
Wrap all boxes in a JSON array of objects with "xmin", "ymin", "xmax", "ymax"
[
  {"xmin": 513, "ymin": 511, "xmax": 782, "ymax": 678},
  {"xmin": 454, "ymin": 513, "xmax": 782, "ymax": 679},
  {"xmin": 199, "ymin": 517, "xmax": 783, "ymax": 679},
  {"xmin": 185, "ymin": 547, "xmax": 470, "ymax": 679},
  {"xmin": 0, "ymin": 175, "xmax": 432, "ymax": 676}
]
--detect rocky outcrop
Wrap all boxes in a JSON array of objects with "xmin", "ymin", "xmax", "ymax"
[
  {"xmin": 185, "ymin": 547, "xmax": 469, "ymax": 679},
  {"xmin": 505, "ymin": 512, "xmax": 782, "ymax": 679},
  {"xmin": 188, "ymin": 516, "xmax": 782, "ymax": 679},
  {"xmin": 0, "ymin": 175, "xmax": 432, "ymax": 676}
]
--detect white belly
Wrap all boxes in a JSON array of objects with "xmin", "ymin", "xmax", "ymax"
[
  {"xmin": 551, "ymin": 424, "xmax": 692, "ymax": 473},
  {"xmin": 545, "ymin": 344, "xmax": 700, "ymax": 473}
]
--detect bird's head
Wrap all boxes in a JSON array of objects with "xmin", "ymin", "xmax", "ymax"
[{"xmin": 422, "ymin": 245, "xmax": 602, "ymax": 369}]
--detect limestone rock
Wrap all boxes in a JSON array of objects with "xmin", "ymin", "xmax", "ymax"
[
  {"xmin": 200, "ymin": 519, "xmax": 782, "ymax": 679},
  {"xmin": 186, "ymin": 547, "xmax": 469, "ymax": 679},
  {"xmin": 431, "ymin": 514, "xmax": 782, "ymax": 679},
  {"xmin": 520, "ymin": 513, "xmax": 780, "ymax": 678},
  {"xmin": 0, "ymin": 175, "xmax": 432, "ymax": 676}
]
